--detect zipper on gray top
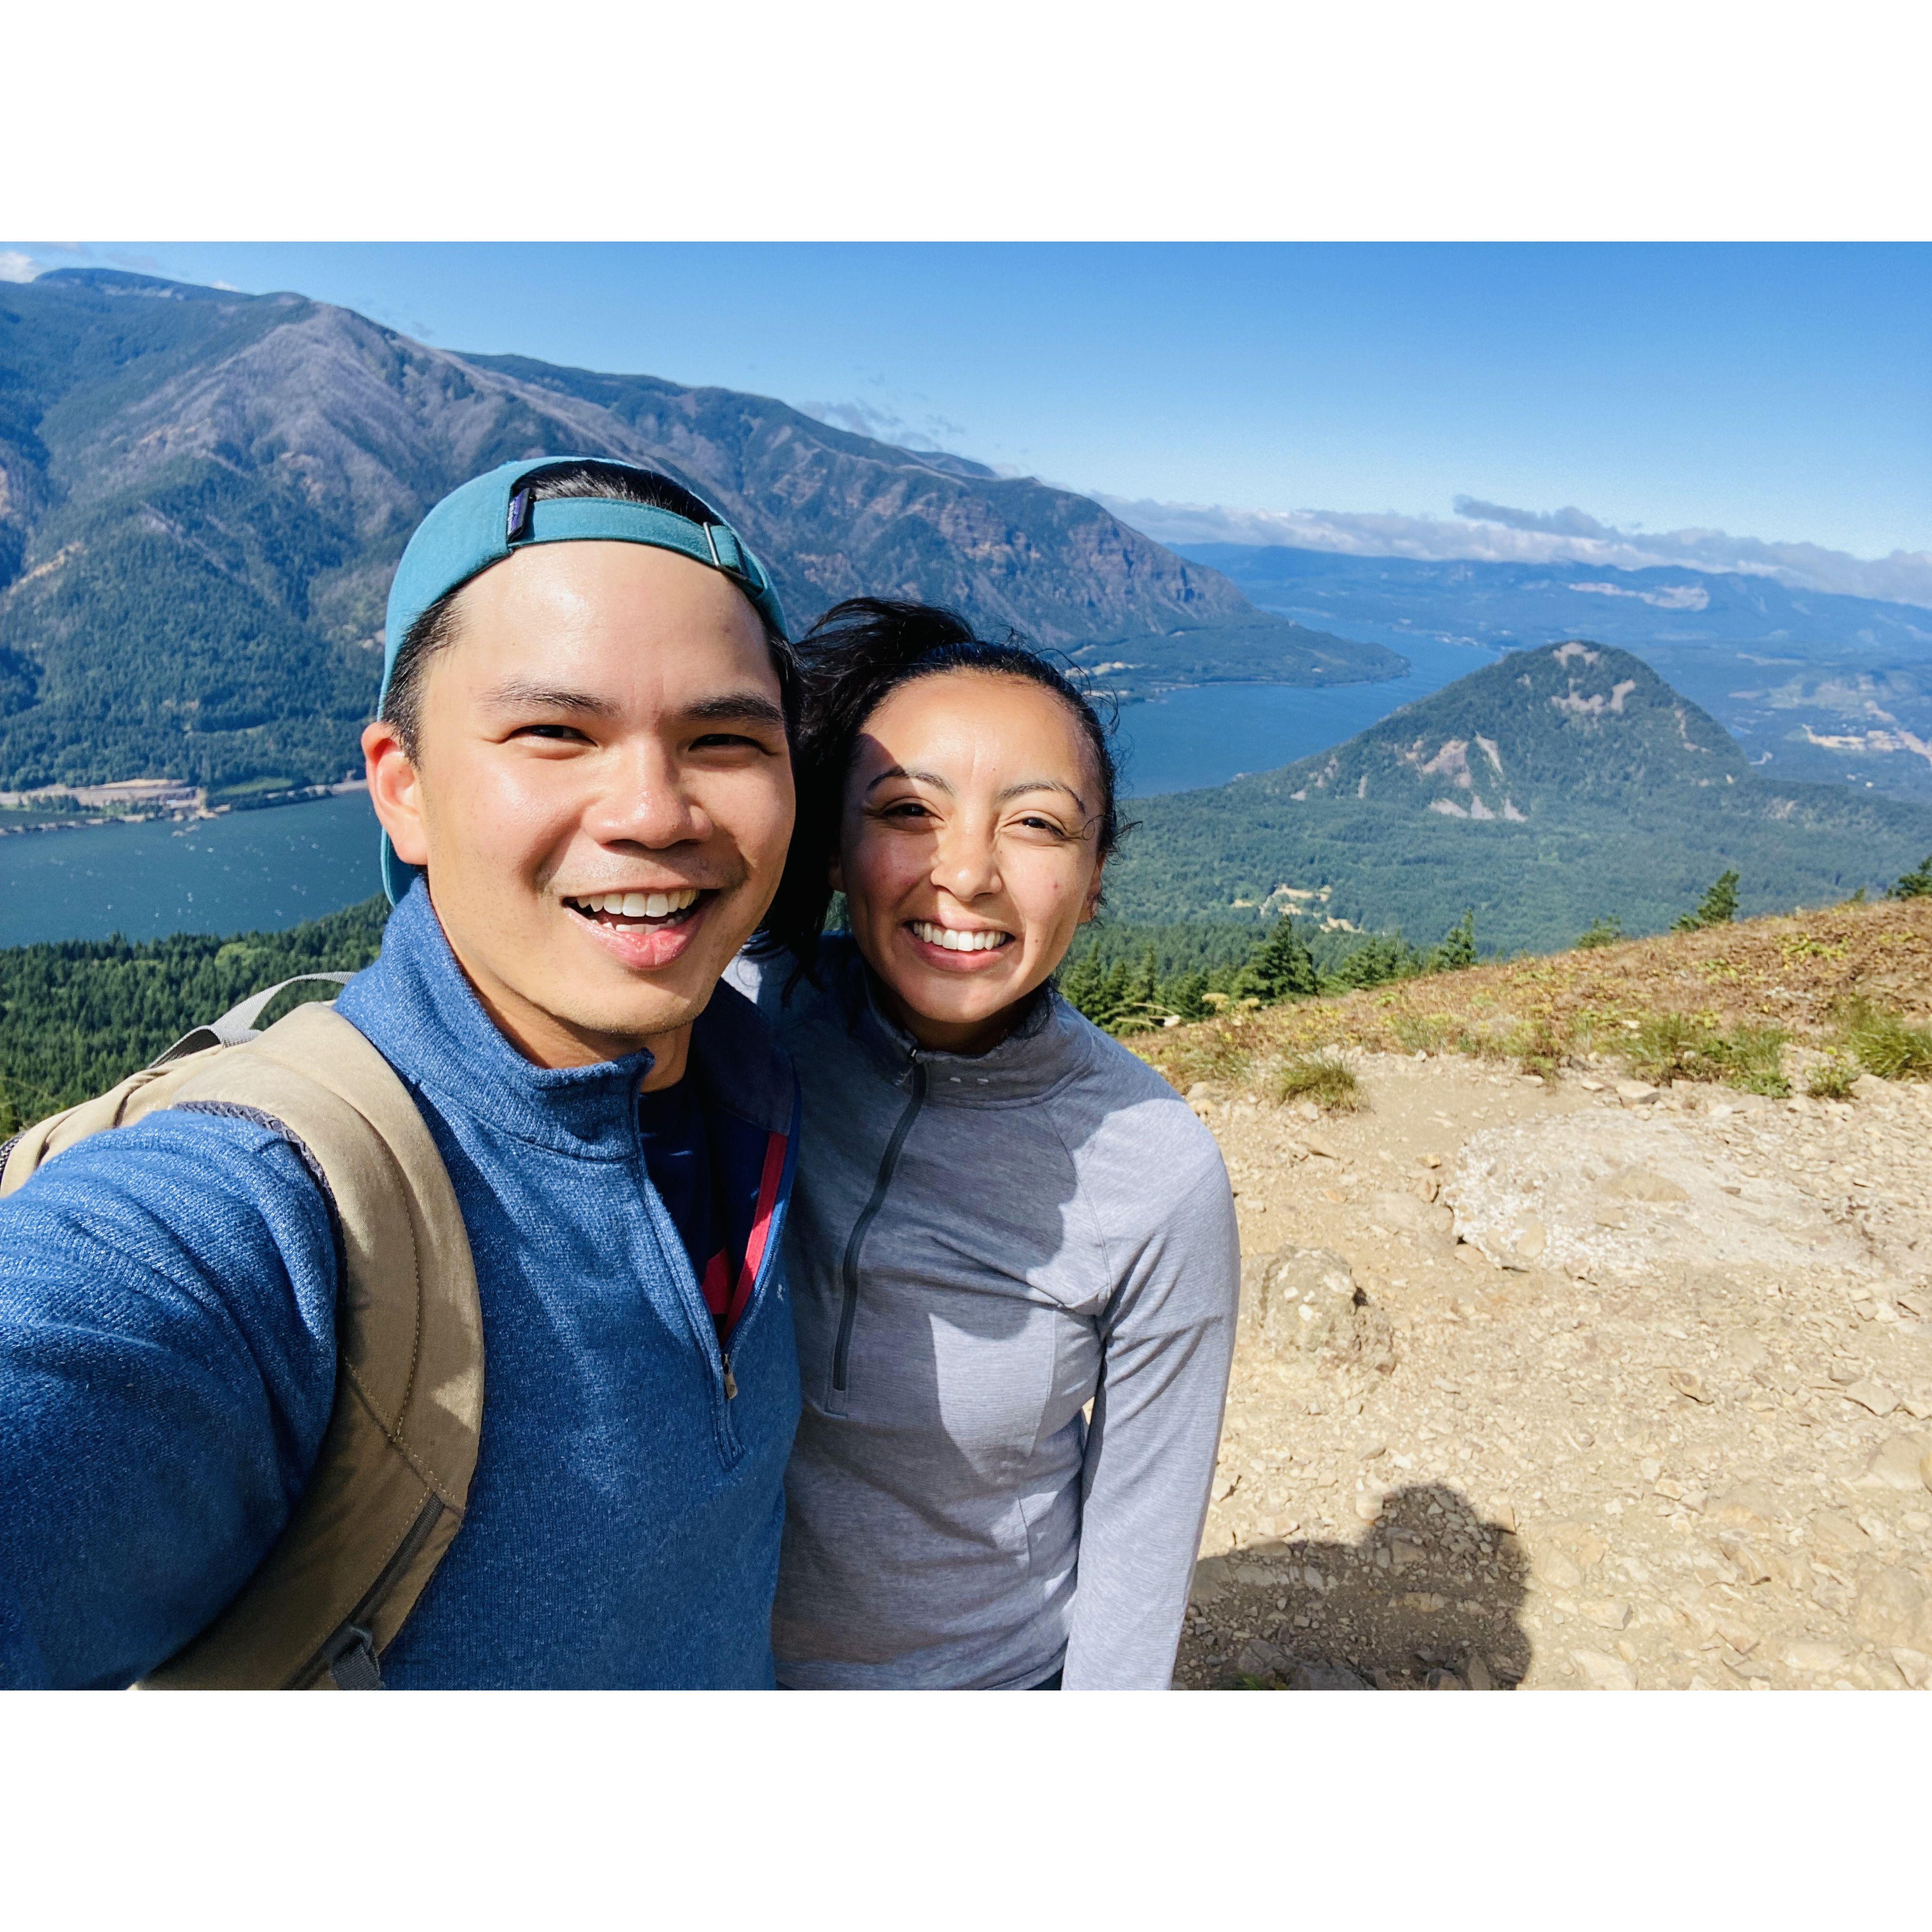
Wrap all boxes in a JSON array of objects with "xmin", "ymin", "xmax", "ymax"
[{"xmin": 831, "ymin": 1054, "xmax": 927, "ymax": 1396}]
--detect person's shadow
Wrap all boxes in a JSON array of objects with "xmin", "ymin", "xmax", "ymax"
[{"xmin": 1180, "ymin": 1482, "xmax": 1533, "ymax": 1689}]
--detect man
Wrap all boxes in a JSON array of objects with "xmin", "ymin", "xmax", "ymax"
[{"xmin": 0, "ymin": 457, "xmax": 803, "ymax": 1688}]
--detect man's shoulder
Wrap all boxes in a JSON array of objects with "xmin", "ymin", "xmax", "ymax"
[{"xmin": 2, "ymin": 1104, "xmax": 339, "ymax": 1253}]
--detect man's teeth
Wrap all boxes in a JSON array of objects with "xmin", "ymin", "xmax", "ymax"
[
  {"xmin": 576, "ymin": 888, "xmax": 700, "ymax": 919},
  {"xmin": 913, "ymin": 920, "xmax": 1010, "ymax": 953}
]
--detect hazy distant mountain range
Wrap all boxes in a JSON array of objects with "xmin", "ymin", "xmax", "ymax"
[
  {"xmin": 0, "ymin": 271, "xmax": 1394, "ymax": 794},
  {"xmin": 1180, "ymin": 543, "xmax": 1932, "ymax": 804},
  {"xmin": 1106, "ymin": 640, "xmax": 1932, "ymax": 952}
]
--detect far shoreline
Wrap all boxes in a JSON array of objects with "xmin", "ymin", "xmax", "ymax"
[{"xmin": 0, "ymin": 779, "xmax": 369, "ymax": 840}]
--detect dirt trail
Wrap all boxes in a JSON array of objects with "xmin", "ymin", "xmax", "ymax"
[{"xmin": 1162, "ymin": 908, "xmax": 1932, "ymax": 1690}]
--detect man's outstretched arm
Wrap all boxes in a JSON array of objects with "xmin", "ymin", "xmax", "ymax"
[{"xmin": 0, "ymin": 1113, "xmax": 339, "ymax": 1688}]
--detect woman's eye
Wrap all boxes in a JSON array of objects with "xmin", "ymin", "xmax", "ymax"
[
  {"xmin": 1017, "ymin": 815, "xmax": 1068, "ymax": 836},
  {"xmin": 880, "ymin": 800, "xmax": 934, "ymax": 821}
]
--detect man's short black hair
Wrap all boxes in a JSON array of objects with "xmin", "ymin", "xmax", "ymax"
[{"xmin": 379, "ymin": 460, "xmax": 799, "ymax": 762}]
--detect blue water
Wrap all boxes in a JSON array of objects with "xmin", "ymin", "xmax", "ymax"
[
  {"xmin": 2, "ymin": 637, "xmax": 1495, "ymax": 945},
  {"xmin": 1114, "ymin": 634, "xmax": 1494, "ymax": 796},
  {"xmin": 1, "ymin": 792, "xmax": 386, "ymax": 947}
]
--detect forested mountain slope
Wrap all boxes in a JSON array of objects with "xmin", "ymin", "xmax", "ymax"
[
  {"xmin": 0, "ymin": 271, "xmax": 1395, "ymax": 794},
  {"xmin": 1106, "ymin": 642, "xmax": 1932, "ymax": 951}
]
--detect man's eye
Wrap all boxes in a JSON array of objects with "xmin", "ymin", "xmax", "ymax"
[
  {"xmin": 514, "ymin": 723, "xmax": 590, "ymax": 743},
  {"xmin": 691, "ymin": 732, "xmax": 766, "ymax": 751}
]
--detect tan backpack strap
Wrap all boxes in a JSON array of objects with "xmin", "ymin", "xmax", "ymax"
[
  {"xmin": 0, "ymin": 975, "xmax": 356, "ymax": 1194},
  {"xmin": 138, "ymin": 1001, "xmax": 483, "ymax": 1690},
  {"xmin": 1, "ymin": 1050, "xmax": 228, "ymax": 1196},
  {"xmin": 151, "ymin": 972, "xmax": 356, "ymax": 1065}
]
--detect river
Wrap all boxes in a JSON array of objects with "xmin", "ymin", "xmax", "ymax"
[{"xmin": 2, "ymin": 637, "xmax": 1495, "ymax": 946}]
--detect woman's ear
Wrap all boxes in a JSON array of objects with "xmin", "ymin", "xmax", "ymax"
[
  {"xmin": 1077, "ymin": 857, "xmax": 1106, "ymax": 925},
  {"xmin": 828, "ymin": 851, "xmax": 845, "ymax": 896}
]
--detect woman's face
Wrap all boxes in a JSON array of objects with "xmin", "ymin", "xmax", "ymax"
[{"xmin": 834, "ymin": 670, "xmax": 1107, "ymax": 1055}]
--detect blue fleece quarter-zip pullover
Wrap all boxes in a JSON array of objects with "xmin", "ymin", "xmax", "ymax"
[{"xmin": 0, "ymin": 883, "xmax": 802, "ymax": 1690}]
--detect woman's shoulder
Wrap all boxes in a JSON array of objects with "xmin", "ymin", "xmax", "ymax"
[{"xmin": 1048, "ymin": 1000, "xmax": 1230, "ymax": 1181}]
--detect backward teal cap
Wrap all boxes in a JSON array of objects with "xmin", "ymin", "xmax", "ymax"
[{"xmin": 376, "ymin": 456, "xmax": 789, "ymax": 905}]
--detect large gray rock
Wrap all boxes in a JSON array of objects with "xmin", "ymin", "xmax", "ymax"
[{"xmin": 1242, "ymin": 1246, "xmax": 1395, "ymax": 1371}]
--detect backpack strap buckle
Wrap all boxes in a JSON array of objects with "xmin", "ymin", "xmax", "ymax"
[{"xmin": 322, "ymin": 1625, "xmax": 385, "ymax": 1691}]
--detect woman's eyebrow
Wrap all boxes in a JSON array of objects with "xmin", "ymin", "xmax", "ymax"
[
  {"xmin": 996, "ymin": 778, "xmax": 1086, "ymax": 808},
  {"xmin": 864, "ymin": 765, "xmax": 953, "ymax": 795}
]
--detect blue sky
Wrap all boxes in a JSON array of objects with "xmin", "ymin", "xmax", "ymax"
[{"xmin": 6, "ymin": 242, "xmax": 1928, "ymax": 581}]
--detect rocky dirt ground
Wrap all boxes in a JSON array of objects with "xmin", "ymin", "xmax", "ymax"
[{"xmin": 1157, "ymin": 902, "xmax": 1932, "ymax": 1690}]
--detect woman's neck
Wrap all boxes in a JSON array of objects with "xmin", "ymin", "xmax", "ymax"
[{"xmin": 872, "ymin": 977, "xmax": 1033, "ymax": 1059}]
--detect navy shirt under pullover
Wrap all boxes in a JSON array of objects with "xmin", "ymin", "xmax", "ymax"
[{"xmin": 0, "ymin": 882, "xmax": 801, "ymax": 1690}]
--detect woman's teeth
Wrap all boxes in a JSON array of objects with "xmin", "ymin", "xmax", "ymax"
[
  {"xmin": 571, "ymin": 888, "xmax": 701, "ymax": 920},
  {"xmin": 912, "ymin": 921, "xmax": 1011, "ymax": 953}
]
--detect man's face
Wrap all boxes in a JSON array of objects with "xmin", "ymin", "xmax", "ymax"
[{"xmin": 363, "ymin": 540, "xmax": 794, "ymax": 1072}]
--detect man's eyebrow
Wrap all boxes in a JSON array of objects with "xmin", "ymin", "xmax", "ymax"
[
  {"xmin": 480, "ymin": 678, "xmax": 619, "ymax": 720},
  {"xmin": 863, "ymin": 765, "xmax": 953, "ymax": 796},
  {"xmin": 684, "ymin": 692, "xmax": 788, "ymax": 730},
  {"xmin": 476, "ymin": 683, "xmax": 786, "ymax": 731}
]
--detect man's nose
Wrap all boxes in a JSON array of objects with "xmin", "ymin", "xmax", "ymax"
[{"xmin": 586, "ymin": 745, "xmax": 711, "ymax": 850}]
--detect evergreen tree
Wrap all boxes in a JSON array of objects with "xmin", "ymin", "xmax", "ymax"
[
  {"xmin": 1674, "ymin": 869, "xmax": 1740, "ymax": 931},
  {"xmin": 1057, "ymin": 952, "xmax": 1103, "ymax": 1019},
  {"xmin": 1108, "ymin": 947, "xmax": 1162, "ymax": 1034},
  {"xmin": 1091, "ymin": 960, "xmax": 1130, "ymax": 1031},
  {"xmin": 1890, "ymin": 853, "xmax": 1932, "ymax": 900},
  {"xmin": 1232, "ymin": 915, "xmax": 1318, "ymax": 1004},
  {"xmin": 1162, "ymin": 969, "xmax": 1211, "ymax": 1022},
  {"xmin": 1429, "ymin": 909, "xmax": 1477, "ymax": 971}
]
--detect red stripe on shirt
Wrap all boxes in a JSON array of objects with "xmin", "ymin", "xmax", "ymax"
[{"xmin": 722, "ymin": 1130, "xmax": 788, "ymax": 1335}]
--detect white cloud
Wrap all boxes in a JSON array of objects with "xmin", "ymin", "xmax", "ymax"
[
  {"xmin": 798, "ymin": 395, "xmax": 969, "ymax": 453},
  {"xmin": 0, "ymin": 251, "xmax": 43, "ymax": 283},
  {"xmin": 1094, "ymin": 492, "xmax": 1932, "ymax": 610}
]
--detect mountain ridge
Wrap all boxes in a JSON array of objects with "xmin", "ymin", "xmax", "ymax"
[
  {"xmin": 1105, "ymin": 640, "xmax": 1932, "ymax": 951},
  {"xmin": 0, "ymin": 270, "xmax": 1397, "ymax": 792}
]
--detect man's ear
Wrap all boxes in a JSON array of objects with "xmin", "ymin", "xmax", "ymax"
[
  {"xmin": 362, "ymin": 717, "xmax": 430, "ymax": 868},
  {"xmin": 1077, "ymin": 857, "xmax": 1106, "ymax": 925}
]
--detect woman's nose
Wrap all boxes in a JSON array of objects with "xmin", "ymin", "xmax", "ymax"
[{"xmin": 932, "ymin": 822, "xmax": 1000, "ymax": 899}]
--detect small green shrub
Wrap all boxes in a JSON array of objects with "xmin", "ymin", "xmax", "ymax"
[
  {"xmin": 1390, "ymin": 1012, "xmax": 1450, "ymax": 1055},
  {"xmin": 1575, "ymin": 915, "xmax": 1624, "ymax": 950},
  {"xmin": 1511, "ymin": 1015, "xmax": 1575, "ymax": 1082},
  {"xmin": 1625, "ymin": 1012, "xmax": 1707, "ymax": 1084},
  {"xmin": 1265, "ymin": 1051, "xmax": 1362, "ymax": 1112},
  {"xmin": 1805, "ymin": 1058, "xmax": 1861, "ymax": 1100},
  {"xmin": 1674, "ymin": 870, "xmax": 1740, "ymax": 932},
  {"xmin": 1840, "ymin": 999, "xmax": 1932, "ymax": 1081},
  {"xmin": 1702, "ymin": 1025, "xmax": 1791, "ymax": 1097},
  {"xmin": 1622, "ymin": 1012, "xmax": 1790, "ymax": 1095}
]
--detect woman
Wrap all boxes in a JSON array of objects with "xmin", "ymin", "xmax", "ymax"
[{"xmin": 743, "ymin": 599, "xmax": 1239, "ymax": 1689}]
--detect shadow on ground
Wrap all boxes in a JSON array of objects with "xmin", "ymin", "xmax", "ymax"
[{"xmin": 1179, "ymin": 1483, "xmax": 1533, "ymax": 1690}]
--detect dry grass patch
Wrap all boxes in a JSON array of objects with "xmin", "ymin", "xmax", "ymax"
[
  {"xmin": 1135, "ymin": 897, "xmax": 1932, "ymax": 1097},
  {"xmin": 1264, "ymin": 1051, "xmax": 1362, "ymax": 1112}
]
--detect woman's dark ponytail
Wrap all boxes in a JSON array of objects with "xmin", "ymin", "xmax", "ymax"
[{"xmin": 751, "ymin": 598, "xmax": 1125, "ymax": 975}]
